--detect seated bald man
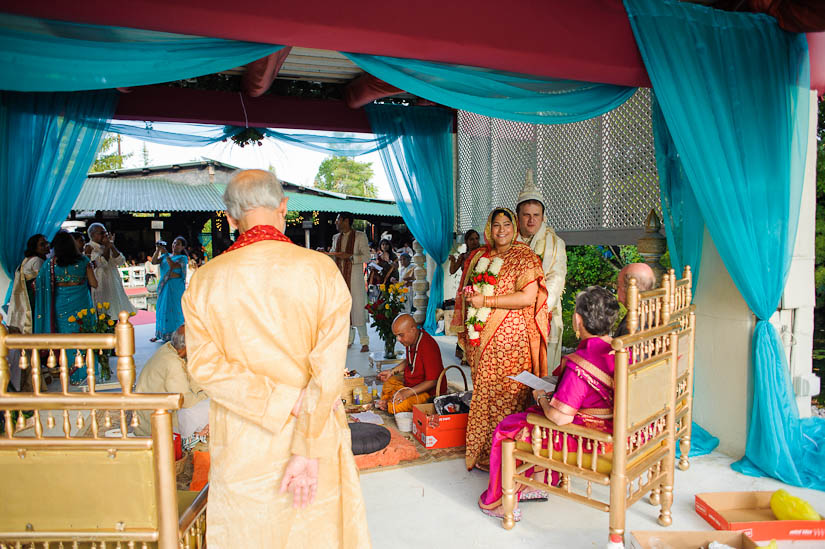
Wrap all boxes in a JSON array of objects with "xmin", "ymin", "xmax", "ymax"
[
  {"xmin": 614, "ymin": 262, "xmax": 657, "ymax": 337},
  {"xmin": 375, "ymin": 314, "xmax": 448, "ymax": 413}
]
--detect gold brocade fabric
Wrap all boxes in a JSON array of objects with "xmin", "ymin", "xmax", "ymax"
[
  {"xmin": 182, "ymin": 241, "xmax": 371, "ymax": 549},
  {"xmin": 459, "ymin": 242, "xmax": 549, "ymax": 470}
]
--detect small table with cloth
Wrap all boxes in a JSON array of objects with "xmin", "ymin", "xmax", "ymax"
[{"xmin": 380, "ymin": 330, "xmax": 448, "ymax": 413}]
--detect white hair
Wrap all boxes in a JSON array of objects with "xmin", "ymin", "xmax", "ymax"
[
  {"xmin": 171, "ymin": 327, "xmax": 186, "ymax": 351},
  {"xmin": 87, "ymin": 222, "xmax": 106, "ymax": 236},
  {"xmin": 223, "ymin": 169, "xmax": 285, "ymax": 220}
]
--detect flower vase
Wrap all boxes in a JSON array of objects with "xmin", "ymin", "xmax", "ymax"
[{"xmin": 383, "ymin": 337, "xmax": 397, "ymax": 359}]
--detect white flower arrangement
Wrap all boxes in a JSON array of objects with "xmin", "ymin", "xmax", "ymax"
[
  {"xmin": 476, "ymin": 307, "xmax": 492, "ymax": 323},
  {"xmin": 475, "ymin": 256, "xmax": 491, "ymax": 273},
  {"xmin": 464, "ymin": 253, "xmax": 503, "ymax": 347}
]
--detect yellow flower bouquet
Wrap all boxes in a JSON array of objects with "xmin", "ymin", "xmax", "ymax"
[
  {"xmin": 67, "ymin": 302, "xmax": 117, "ymax": 380},
  {"xmin": 365, "ymin": 282, "xmax": 408, "ymax": 358}
]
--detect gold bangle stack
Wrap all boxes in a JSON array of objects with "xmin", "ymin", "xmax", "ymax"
[{"xmin": 483, "ymin": 295, "xmax": 499, "ymax": 308}]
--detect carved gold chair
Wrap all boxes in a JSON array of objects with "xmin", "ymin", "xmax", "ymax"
[
  {"xmin": 666, "ymin": 267, "xmax": 696, "ymax": 471},
  {"xmin": 500, "ymin": 284, "xmax": 679, "ymax": 547},
  {"xmin": 0, "ymin": 312, "xmax": 207, "ymax": 549},
  {"xmin": 623, "ymin": 267, "xmax": 695, "ymax": 471}
]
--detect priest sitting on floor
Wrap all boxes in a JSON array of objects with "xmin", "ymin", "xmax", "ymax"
[
  {"xmin": 375, "ymin": 314, "xmax": 448, "ymax": 413},
  {"xmin": 133, "ymin": 325, "xmax": 207, "ymax": 436}
]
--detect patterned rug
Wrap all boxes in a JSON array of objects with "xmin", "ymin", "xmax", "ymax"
[{"xmin": 354, "ymin": 410, "xmax": 465, "ymax": 474}]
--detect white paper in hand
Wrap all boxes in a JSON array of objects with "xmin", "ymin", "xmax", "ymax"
[{"xmin": 508, "ymin": 371, "xmax": 556, "ymax": 393}]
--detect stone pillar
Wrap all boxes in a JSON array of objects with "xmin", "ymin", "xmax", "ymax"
[
  {"xmin": 412, "ymin": 241, "xmax": 429, "ymax": 325},
  {"xmin": 637, "ymin": 209, "xmax": 667, "ymax": 283}
]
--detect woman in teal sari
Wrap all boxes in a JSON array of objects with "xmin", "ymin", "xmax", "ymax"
[
  {"xmin": 151, "ymin": 236, "xmax": 188, "ymax": 342},
  {"xmin": 34, "ymin": 231, "xmax": 98, "ymax": 384}
]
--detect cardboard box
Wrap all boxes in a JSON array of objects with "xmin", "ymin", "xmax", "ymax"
[
  {"xmin": 630, "ymin": 530, "xmax": 757, "ymax": 549},
  {"xmin": 695, "ymin": 492, "xmax": 825, "ymax": 541},
  {"xmin": 411, "ymin": 402, "xmax": 467, "ymax": 449}
]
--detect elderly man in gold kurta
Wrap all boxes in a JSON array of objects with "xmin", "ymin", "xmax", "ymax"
[{"xmin": 181, "ymin": 169, "xmax": 371, "ymax": 548}]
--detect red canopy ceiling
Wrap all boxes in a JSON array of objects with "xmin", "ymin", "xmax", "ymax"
[{"xmin": 2, "ymin": 0, "xmax": 822, "ymax": 131}]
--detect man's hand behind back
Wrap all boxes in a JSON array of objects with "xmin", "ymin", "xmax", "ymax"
[{"xmin": 280, "ymin": 455, "xmax": 319, "ymax": 509}]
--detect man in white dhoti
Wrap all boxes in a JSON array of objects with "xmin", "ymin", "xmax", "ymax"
[
  {"xmin": 515, "ymin": 170, "xmax": 567, "ymax": 371},
  {"xmin": 86, "ymin": 223, "xmax": 136, "ymax": 316},
  {"xmin": 329, "ymin": 212, "xmax": 370, "ymax": 352},
  {"xmin": 182, "ymin": 170, "xmax": 370, "ymax": 548}
]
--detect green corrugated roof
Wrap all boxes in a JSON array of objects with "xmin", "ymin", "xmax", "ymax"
[
  {"xmin": 284, "ymin": 192, "xmax": 400, "ymax": 217},
  {"xmin": 73, "ymin": 176, "xmax": 401, "ymax": 217}
]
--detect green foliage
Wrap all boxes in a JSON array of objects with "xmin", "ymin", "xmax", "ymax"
[
  {"xmin": 315, "ymin": 156, "xmax": 376, "ymax": 197},
  {"xmin": 561, "ymin": 245, "xmax": 621, "ymax": 347},
  {"xmin": 90, "ymin": 134, "xmax": 132, "ymax": 173}
]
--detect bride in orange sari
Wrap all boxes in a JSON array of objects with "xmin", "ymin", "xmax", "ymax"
[{"xmin": 453, "ymin": 208, "xmax": 549, "ymax": 470}]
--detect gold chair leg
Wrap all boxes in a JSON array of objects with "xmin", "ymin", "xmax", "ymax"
[
  {"xmin": 501, "ymin": 439, "xmax": 516, "ymax": 530},
  {"xmin": 678, "ymin": 436, "xmax": 691, "ymax": 471},
  {"xmin": 649, "ymin": 485, "xmax": 661, "ymax": 505},
  {"xmin": 657, "ymin": 483, "xmax": 674, "ymax": 527}
]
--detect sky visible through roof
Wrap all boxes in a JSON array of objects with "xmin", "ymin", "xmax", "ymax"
[{"xmin": 118, "ymin": 131, "xmax": 395, "ymax": 200}]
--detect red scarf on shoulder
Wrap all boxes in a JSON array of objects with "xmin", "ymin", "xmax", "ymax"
[{"xmin": 225, "ymin": 225, "xmax": 292, "ymax": 253}]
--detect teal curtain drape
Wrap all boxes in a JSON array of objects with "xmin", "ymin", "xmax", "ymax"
[
  {"xmin": 365, "ymin": 104, "xmax": 454, "ymax": 334},
  {"xmin": 650, "ymin": 94, "xmax": 703, "ymax": 292},
  {"xmin": 0, "ymin": 91, "xmax": 117, "ymax": 284},
  {"xmin": 0, "ymin": 14, "xmax": 282, "ymax": 91},
  {"xmin": 104, "ymin": 120, "xmax": 392, "ymax": 157},
  {"xmin": 651, "ymin": 93, "xmax": 719, "ymax": 459},
  {"xmin": 346, "ymin": 53, "xmax": 636, "ymax": 124},
  {"xmin": 626, "ymin": 0, "xmax": 825, "ymax": 488}
]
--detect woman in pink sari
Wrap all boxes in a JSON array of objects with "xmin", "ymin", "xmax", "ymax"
[{"xmin": 478, "ymin": 286, "xmax": 620, "ymax": 521}]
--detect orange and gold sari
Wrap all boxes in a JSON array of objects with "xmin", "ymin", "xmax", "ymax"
[{"xmin": 453, "ymin": 209, "xmax": 549, "ymax": 470}]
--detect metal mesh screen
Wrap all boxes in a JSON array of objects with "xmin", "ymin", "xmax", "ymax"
[{"xmin": 456, "ymin": 88, "xmax": 661, "ymax": 241}]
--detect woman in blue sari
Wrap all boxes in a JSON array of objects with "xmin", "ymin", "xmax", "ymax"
[
  {"xmin": 34, "ymin": 231, "xmax": 98, "ymax": 384},
  {"xmin": 151, "ymin": 236, "xmax": 188, "ymax": 342}
]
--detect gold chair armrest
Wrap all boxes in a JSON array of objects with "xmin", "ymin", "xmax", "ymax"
[
  {"xmin": 526, "ymin": 413, "xmax": 613, "ymax": 443},
  {"xmin": 179, "ymin": 483, "xmax": 209, "ymax": 535}
]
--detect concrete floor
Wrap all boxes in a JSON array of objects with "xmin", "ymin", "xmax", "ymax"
[{"xmin": 123, "ymin": 323, "xmax": 825, "ymax": 548}]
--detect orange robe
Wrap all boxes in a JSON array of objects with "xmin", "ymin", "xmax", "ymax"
[{"xmin": 182, "ymin": 240, "xmax": 371, "ymax": 549}]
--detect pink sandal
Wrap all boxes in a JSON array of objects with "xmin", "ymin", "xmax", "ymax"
[{"xmin": 481, "ymin": 506, "xmax": 521, "ymax": 522}]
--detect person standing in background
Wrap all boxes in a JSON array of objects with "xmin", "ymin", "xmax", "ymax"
[{"xmin": 329, "ymin": 212, "xmax": 371, "ymax": 352}]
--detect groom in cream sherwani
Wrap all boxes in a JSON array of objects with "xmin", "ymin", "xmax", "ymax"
[{"xmin": 515, "ymin": 170, "xmax": 567, "ymax": 372}]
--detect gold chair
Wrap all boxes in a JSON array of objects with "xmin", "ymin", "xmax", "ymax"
[
  {"xmin": 0, "ymin": 312, "xmax": 207, "ymax": 549},
  {"xmin": 666, "ymin": 267, "xmax": 696, "ymax": 471},
  {"xmin": 500, "ymin": 283, "xmax": 679, "ymax": 546}
]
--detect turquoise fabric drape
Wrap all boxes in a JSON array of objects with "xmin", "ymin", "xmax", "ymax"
[
  {"xmin": 626, "ymin": 0, "xmax": 825, "ymax": 488},
  {"xmin": 650, "ymin": 94, "xmax": 703, "ymax": 292},
  {"xmin": 651, "ymin": 93, "xmax": 719, "ymax": 459},
  {"xmin": 0, "ymin": 14, "xmax": 282, "ymax": 91},
  {"xmin": 365, "ymin": 104, "xmax": 454, "ymax": 334},
  {"xmin": 0, "ymin": 91, "xmax": 117, "ymax": 286},
  {"xmin": 105, "ymin": 120, "xmax": 391, "ymax": 157},
  {"xmin": 346, "ymin": 53, "xmax": 636, "ymax": 124}
]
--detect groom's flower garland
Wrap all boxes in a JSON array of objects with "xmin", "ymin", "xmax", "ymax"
[{"xmin": 465, "ymin": 256, "xmax": 504, "ymax": 346}]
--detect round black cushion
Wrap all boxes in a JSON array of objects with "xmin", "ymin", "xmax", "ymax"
[{"xmin": 349, "ymin": 422, "xmax": 392, "ymax": 455}]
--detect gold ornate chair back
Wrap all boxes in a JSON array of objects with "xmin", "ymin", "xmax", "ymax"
[
  {"xmin": 0, "ymin": 312, "xmax": 206, "ymax": 549},
  {"xmin": 667, "ymin": 267, "xmax": 696, "ymax": 470},
  {"xmin": 500, "ymin": 305, "xmax": 679, "ymax": 546}
]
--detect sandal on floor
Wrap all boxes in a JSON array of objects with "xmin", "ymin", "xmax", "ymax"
[
  {"xmin": 519, "ymin": 488, "xmax": 549, "ymax": 502},
  {"xmin": 481, "ymin": 506, "xmax": 521, "ymax": 522},
  {"xmin": 149, "ymin": 337, "xmax": 159, "ymax": 342}
]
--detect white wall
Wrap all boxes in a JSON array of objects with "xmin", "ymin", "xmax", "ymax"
[{"xmin": 693, "ymin": 229, "xmax": 756, "ymax": 457}]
